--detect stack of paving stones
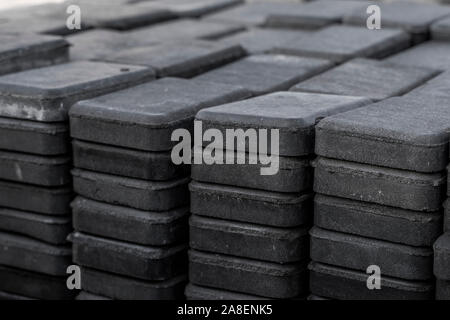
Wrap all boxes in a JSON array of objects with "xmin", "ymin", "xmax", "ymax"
[
  {"xmin": 310, "ymin": 95, "xmax": 450, "ymax": 300},
  {"xmin": 187, "ymin": 92, "xmax": 371, "ymax": 300},
  {"xmin": 68, "ymin": 77, "xmax": 250, "ymax": 300},
  {"xmin": 0, "ymin": 61, "xmax": 155, "ymax": 300}
]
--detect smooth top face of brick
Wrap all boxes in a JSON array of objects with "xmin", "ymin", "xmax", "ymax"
[
  {"xmin": 386, "ymin": 41, "xmax": 450, "ymax": 71},
  {"xmin": 291, "ymin": 58, "xmax": 438, "ymax": 101},
  {"xmin": 274, "ymin": 25, "xmax": 410, "ymax": 63},
  {"xmin": 344, "ymin": 1, "xmax": 450, "ymax": 34},
  {"xmin": 194, "ymin": 54, "xmax": 333, "ymax": 96},
  {"xmin": 432, "ymin": 16, "xmax": 450, "ymax": 40},
  {"xmin": 137, "ymin": 0, "xmax": 244, "ymax": 17},
  {"xmin": 70, "ymin": 77, "xmax": 250, "ymax": 127}
]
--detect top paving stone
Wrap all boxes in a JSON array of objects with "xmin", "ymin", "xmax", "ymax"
[
  {"xmin": 273, "ymin": 25, "xmax": 411, "ymax": 63},
  {"xmin": 0, "ymin": 61, "xmax": 155, "ymax": 122},
  {"xmin": 196, "ymin": 91, "xmax": 371, "ymax": 156},
  {"xmin": 316, "ymin": 95, "xmax": 450, "ymax": 172},
  {"xmin": 431, "ymin": 16, "xmax": 450, "ymax": 41},
  {"xmin": 406, "ymin": 70, "xmax": 450, "ymax": 99},
  {"xmin": 290, "ymin": 58, "xmax": 439, "ymax": 101}
]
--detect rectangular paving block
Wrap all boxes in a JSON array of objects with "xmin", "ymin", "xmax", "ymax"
[
  {"xmin": 104, "ymin": 40, "xmax": 245, "ymax": 78},
  {"xmin": 310, "ymin": 227, "xmax": 434, "ymax": 281},
  {"xmin": 406, "ymin": 70, "xmax": 450, "ymax": 100},
  {"xmin": 190, "ymin": 181, "xmax": 313, "ymax": 227},
  {"xmin": 196, "ymin": 91, "xmax": 371, "ymax": 157},
  {"xmin": 433, "ymin": 233, "xmax": 450, "ymax": 280},
  {"xmin": 72, "ymin": 140, "xmax": 189, "ymax": 181},
  {"xmin": 290, "ymin": 58, "xmax": 438, "ymax": 101},
  {"xmin": 0, "ymin": 291, "xmax": 33, "ymax": 301},
  {"xmin": 69, "ymin": 77, "xmax": 250, "ymax": 152},
  {"xmin": 189, "ymin": 250, "xmax": 307, "ymax": 298},
  {"xmin": 72, "ymin": 169, "xmax": 189, "ymax": 211},
  {"xmin": 0, "ymin": 208, "xmax": 71, "ymax": 245},
  {"xmin": 0, "ymin": 231, "xmax": 71, "ymax": 276},
  {"xmin": 72, "ymin": 232, "xmax": 187, "ymax": 281},
  {"xmin": 314, "ymin": 195, "xmax": 442, "ymax": 247},
  {"xmin": 273, "ymin": 25, "xmax": 411, "ymax": 63},
  {"xmin": 314, "ymin": 157, "xmax": 445, "ymax": 212},
  {"xmin": 0, "ymin": 180, "xmax": 72, "ymax": 215},
  {"xmin": 315, "ymin": 96, "xmax": 450, "ymax": 172},
  {"xmin": 444, "ymin": 199, "xmax": 450, "ymax": 232},
  {"xmin": 0, "ymin": 265, "xmax": 73, "ymax": 300},
  {"xmin": 0, "ymin": 33, "xmax": 68, "ymax": 76},
  {"xmin": 189, "ymin": 215, "xmax": 309, "ymax": 263},
  {"xmin": 81, "ymin": 267, "xmax": 186, "ymax": 300},
  {"xmin": 432, "ymin": 17, "xmax": 450, "ymax": 41},
  {"xmin": 0, "ymin": 61, "xmax": 155, "ymax": 122},
  {"xmin": 0, "ymin": 151, "xmax": 70, "ymax": 186},
  {"xmin": 76, "ymin": 291, "xmax": 111, "ymax": 300},
  {"xmin": 194, "ymin": 54, "xmax": 333, "ymax": 96},
  {"xmin": 437, "ymin": 280, "xmax": 450, "ymax": 300},
  {"xmin": 185, "ymin": 283, "xmax": 269, "ymax": 300},
  {"xmin": 72, "ymin": 197, "xmax": 188, "ymax": 246},
  {"xmin": 309, "ymin": 262, "xmax": 434, "ymax": 300}
]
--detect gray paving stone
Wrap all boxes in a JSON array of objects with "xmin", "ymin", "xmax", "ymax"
[
  {"xmin": 0, "ymin": 265, "xmax": 73, "ymax": 300},
  {"xmin": 437, "ymin": 280, "xmax": 450, "ymax": 300},
  {"xmin": 104, "ymin": 40, "xmax": 245, "ymax": 78},
  {"xmin": 0, "ymin": 231, "xmax": 71, "ymax": 276},
  {"xmin": 0, "ymin": 208, "xmax": 71, "ymax": 245},
  {"xmin": 291, "ymin": 58, "xmax": 439, "ymax": 101},
  {"xmin": 273, "ymin": 25, "xmax": 411, "ymax": 63},
  {"xmin": 307, "ymin": 295, "xmax": 329, "ymax": 301},
  {"xmin": 190, "ymin": 181, "xmax": 313, "ymax": 227},
  {"xmin": 185, "ymin": 283, "xmax": 269, "ymax": 300},
  {"xmin": 315, "ymin": 96, "xmax": 450, "ymax": 172},
  {"xmin": 444, "ymin": 199, "xmax": 450, "ymax": 232},
  {"xmin": 196, "ymin": 92, "xmax": 371, "ymax": 156},
  {"xmin": 0, "ymin": 151, "xmax": 70, "ymax": 186},
  {"xmin": 309, "ymin": 262, "xmax": 434, "ymax": 300},
  {"xmin": 433, "ymin": 233, "xmax": 450, "ymax": 279},
  {"xmin": 0, "ymin": 291, "xmax": 33, "ymax": 300},
  {"xmin": 189, "ymin": 249, "xmax": 308, "ymax": 298},
  {"xmin": 72, "ymin": 169, "xmax": 189, "ymax": 211},
  {"xmin": 0, "ymin": 117, "xmax": 69, "ymax": 155},
  {"xmin": 0, "ymin": 180, "xmax": 72, "ymax": 215},
  {"xmin": 0, "ymin": 33, "xmax": 68, "ymax": 76},
  {"xmin": 189, "ymin": 215, "xmax": 309, "ymax": 263},
  {"xmin": 314, "ymin": 157, "xmax": 445, "ymax": 211},
  {"xmin": 69, "ymin": 77, "xmax": 250, "ymax": 152},
  {"xmin": 72, "ymin": 140, "xmax": 189, "ymax": 181},
  {"xmin": 194, "ymin": 54, "xmax": 333, "ymax": 96},
  {"xmin": 406, "ymin": 70, "xmax": 450, "ymax": 100},
  {"xmin": 72, "ymin": 197, "xmax": 188, "ymax": 245},
  {"xmin": 386, "ymin": 41, "xmax": 450, "ymax": 70},
  {"xmin": 0, "ymin": 61, "xmax": 155, "ymax": 122},
  {"xmin": 72, "ymin": 232, "xmax": 187, "ymax": 281},
  {"xmin": 432, "ymin": 16, "xmax": 450, "ymax": 40},
  {"xmin": 80, "ymin": 267, "xmax": 186, "ymax": 300},
  {"xmin": 310, "ymin": 227, "xmax": 434, "ymax": 280},
  {"xmin": 76, "ymin": 291, "xmax": 111, "ymax": 300}
]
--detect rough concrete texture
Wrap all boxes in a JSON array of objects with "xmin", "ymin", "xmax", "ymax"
[
  {"xmin": 194, "ymin": 54, "xmax": 333, "ymax": 96},
  {"xmin": 72, "ymin": 197, "xmax": 188, "ymax": 246},
  {"xmin": 189, "ymin": 249, "xmax": 308, "ymax": 298},
  {"xmin": 69, "ymin": 77, "xmax": 250, "ymax": 151},
  {"xmin": 189, "ymin": 215, "xmax": 309, "ymax": 263},
  {"xmin": 315, "ymin": 96, "xmax": 450, "ymax": 172},
  {"xmin": 0, "ymin": 208, "xmax": 71, "ymax": 245},
  {"xmin": 291, "ymin": 58, "xmax": 439, "ymax": 101},
  {"xmin": 72, "ymin": 232, "xmax": 187, "ymax": 281},
  {"xmin": 273, "ymin": 25, "xmax": 411, "ymax": 63},
  {"xmin": 0, "ymin": 291, "xmax": 34, "ymax": 301},
  {"xmin": 0, "ymin": 151, "xmax": 70, "ymax": 186},
  {"xmin": 185, "ymin": 283, "xmax": 269, "ymax": 300},
  {"xmin": 72, "ymin": 140, "xmax": 189, "ymax": 181},
  {"xmin": 76, "ymin": 291, "xmax": 111, "ymax": 301},
  {"xmin": 436, "ymin": 280, "xmax": 450, "ymax": 300},
  {"xmin": 80, "ymin": 267, "xmax": 187, "ymax": 300},
  {"xmin": 0, "ymin": 61, "xmax": 155, "ymax": 122},
  {"xmin": 104, "ymin": 39, "xmax": 245, "ymax": 78},
  {"xmin": 431, "ymin": 16, "xmax": 450, "ymax": 40},
  {"xmin": 406, "ymin": 70, "xmax": 450, "ymax": 100},
  {"xmin": 309, "ymin": 262, "xmax": 434, "ymax": 300},
  {"xmin": 0, "ymin": 117, "xmax": 69, "ymax": 155},
  {"xmin": 307, "ymin": 295, "xmax": 329, "ymax": 301},
  {"xmin": 72, "ymin": 169, "xmax": 189, "ymax": 211},
  {"xmin": 196, "ymin": 91, "xmax": 371, "ymax": 156},
  {"xmin": 444, "ymin": 199, "xmax": 450, "ymax": 232},
  {"xmin": 190, "ymin": 181, "xmax": 313, "ymax": 227},
  {"xmin": 191, "ymin": 148, "xmax": 312, "ymax": 193},
  {"xmin": 314, "ymin": 157, "xmax": 445, "ymax": 212},
  {"xmin": 386, "ymin": 41, "xmax": 450, "ymax": 70},
  {"xmin": 0, "ymin": 265, "xmax": 73, "ymax": 300},
  {"xmin": 0, "ymin": 33, "xmax": 69, "ymax": 76},
  {"xmin": 0, "ymin": 231, "xmax": 71, "ymax": 276},
  {"xmin": 433, "ymin": 233, "xmax": 450, "ymax": 279},
  {"xmin": 0, "ymin": 180, "xmax": 72, "ymax": 215},
  {"xmin": 310, "ymin": 227, "xmax": 434, "ymax": 280},
  {"xmin": 314, "ymin": 194, "xmax": 442, "ymax": 246}
]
